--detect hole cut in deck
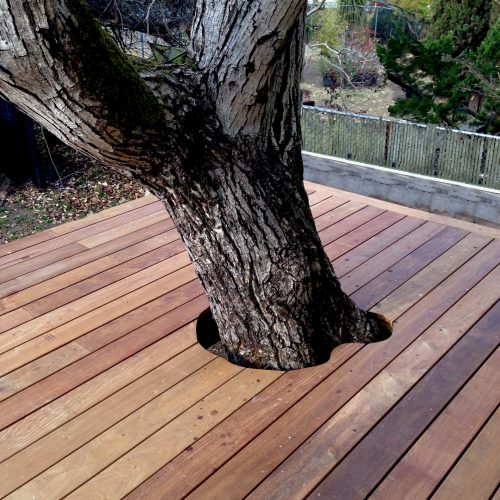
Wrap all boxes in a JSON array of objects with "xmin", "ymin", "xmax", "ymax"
[{"xmin": 196, "ymin": 308, "xmax": 393, "ymax": 371}]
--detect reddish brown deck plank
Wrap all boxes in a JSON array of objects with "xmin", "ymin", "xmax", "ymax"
[
  {"xmin": 0, "ymin": 242, "xmax": 89, "ymax": 284},
  {"xmin": 0, "ymin": 265, "xmax": 197, "ymax": 378},
  {"xmin": 319, "ymin": 206, "xmax": 386, "ymax": 246},
  {"xmin": 370, "ymin": 345, "xmax": 500, "ymax": 500},
  {"xmin": 0, "ymin": 219, "xmax": 177, "ymax": 300},
  {"xmin": 306, "ymin": 181, "xmax": 500, "ymax": 239},
  {"xmin": 246, "ymin": 279, "xmax": 500, "ymax": 500},
  {"xmin": 0, "ymin": 292, "xmax": 207, "ymax": 432},
  {"xmin": 310, "ymin": 194, "xmax": 349, "ymax": 218},
  {"xmin": 330, "ymin": 216, "xmax": 426, "ymax": 276},
  {"xmin": 0, "ymin": 184, "xmax": 497, "ymax": 499},
  {"xmin": 314, "ymin": 200, "xmax": 366, "ymax": 232},
  {"xmin": 0, "ymin": 200, "xmax": 427, "ymax": 427},
  {"xmin": 371, "ymin": 231, "xmax": 492, "ymax": 320},
  {"xmin": 49, "ymin": 195, "xmax": 158, "ymax": 235},
  {"xmin": 350, "ymin": 225, "xmax": 469, "ymax": 310},
  {"xmin": 0, "ymin": 239, "xmax": 186, "ymax": 332},
  {"xmin": 0, "ymin": 321, "xmax": 201, "ymax": 464},
  {"xmin": 309, "ymin": 304, "xmax": 500, "ymax": 499},
  {"xmin": 0, "ymin": 200, "xmax": 164, "ymax": 270},
  {"xmin": 0, "ymin": 200, "xmax": 415, "ymax": 398},
  {"xmin": 0, "ymin": 350, "xmax": 231, "ymax": 497},
  {"xmin": 0, "ymin": 252, "xmax": 193, "ymax": 352},
  {"xmin": 0, "ymin": 230, "xmax": 59, "ymax": 258},
  {"xmin": 0, "ymin": 226, "xmax": 180, "ymax": 314},
  {"xmin": 324, "ymin": 210, "xmax": 405, "ymax": 260},
  {"xmin": 0, "ymin": 195, "xmax": 157, "ymax": 259},
  {"xmin": 306, "ymin": 190, "xmax": 333, "ymax": 206},
  {"xmin": 184, "ymin": 246, "xmax": 499, "ymax": 500},
  {"xmin": 125, "ymin": 344, "xmax": 358, "ymax": 500},
  {"xmin": 339, "ymin": 221, "xmax": 446, "ymax": 294},
  {"xmin": 432, "ymin": 407, "xmax": 500, "ymax": 500},
  {"xmin": 0, "ymin": 282, "xmax": 205, "ymax": 404}
]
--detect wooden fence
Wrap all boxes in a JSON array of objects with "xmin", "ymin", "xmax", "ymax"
[{"xmin": 301, "ymin": 107, "xmax": 500, "ymax": 189}]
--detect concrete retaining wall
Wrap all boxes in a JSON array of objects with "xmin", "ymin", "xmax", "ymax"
[{"xmin": 303, "ymin": 152, "xmax": 500, "ymax": 227}]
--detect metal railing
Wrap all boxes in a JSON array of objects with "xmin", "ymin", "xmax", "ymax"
[{"xmin": 301, "ymin": 106, "xmax": 500, "ymax": 189}]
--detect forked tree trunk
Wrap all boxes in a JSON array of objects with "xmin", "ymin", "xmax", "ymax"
[{"xmin": 0, "ymin": 0, "xmax": 390, "ymax": 370}]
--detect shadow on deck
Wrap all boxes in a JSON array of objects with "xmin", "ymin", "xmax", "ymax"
[{"xmin": 0, "ymin": 181, "xmax": 498, "ymax": 499}]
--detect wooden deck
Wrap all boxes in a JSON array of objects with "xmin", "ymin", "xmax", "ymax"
[{"xmin": 0, "ymin": 181, "xmax": 498, "ymax": 500}]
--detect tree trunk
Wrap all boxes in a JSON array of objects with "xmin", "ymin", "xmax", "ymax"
[
  {"xmin": 0, "ymin": 0, "xmax": 390, "ymax": 370},
  {"xmin": 157, "ymin": 139, "xmax": 387, "ymax": 370}
]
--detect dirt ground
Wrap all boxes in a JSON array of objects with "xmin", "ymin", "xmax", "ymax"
[
  {"xmin": 302, "ymin": 81, "xmax": 405, "ymax": 117},
  {"xmin": 302, "ymin": 60, "xmax": 405, "ymax": 117},
  {"xmin": 0, "ymin": 140, "xmax": 144, "ymax": 244}
]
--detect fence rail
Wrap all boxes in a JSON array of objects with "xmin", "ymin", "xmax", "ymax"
[{"xmin": 301, "ymin": 107, "xmax": 500, "ymax": 189}]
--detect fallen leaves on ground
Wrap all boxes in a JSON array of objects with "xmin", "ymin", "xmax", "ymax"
[{"xmin": 1, "ymin": 141, "xmax": 145, "ymax": 244}]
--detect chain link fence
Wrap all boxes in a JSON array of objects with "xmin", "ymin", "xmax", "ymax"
[{"xmin": 302, "ymin": 106, "xmax": 500, "ymax": 189}]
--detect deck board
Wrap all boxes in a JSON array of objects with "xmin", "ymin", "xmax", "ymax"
[
  {"xmin": 0, "ymin": 180, "xmax": 498, "ymax": 499},
  {"xmin": 369, "ymin": 341, "xmax": 499, "ymax": 500},
  {"xmin": 0, "ymin": 200, "xmax": 164, "ymax": 269},
  {"xmin": 349, "ymin": 225, "xmax": 469, "ymax": 310},
  {"xmin": 185, "ymin": 264, "xmax": 500, "ymax": 500},
  {"xmin": 309, "ymin": 306, "xmax": 500, "ymax": 500},
  {"xmin": 432, "ymin": 407, "xmax": 500, "ymax": 500}
]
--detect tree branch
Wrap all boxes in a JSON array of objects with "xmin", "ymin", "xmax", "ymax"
[
  {"xmin": 310, "ymin": 43, "xmax": 356, "ymax": 88},
  {"xmin": 0, "ymin": 0, "xmax": 178, "ymax": 172},
  {"xmin": 385, "ymin": 72, "xmax": 424, "ymax": 99},
  {"xmin": 190, "ymin": 0, "xmax": 307, "ymax": 138},
  {"xmin": 309, "ymin": 42, "xmax": 380, "ymax": 88},
  {"xmin": 0, "ymin": 0, "xmax": 309, "ymax": 172},
  {"xmin": 144, "ymin": 0, "xmax": 158, "ymax": 35},
  {"xmin": 86, "ymin": 0, "xmax": 194, "ymax": 45},
  {"xmin": 461, "ymin": 60, "xmax": 499, "ymax": 100},
  {"xmin": 307, "ymin": 0, "xmax": 327, "ymax": 17}
]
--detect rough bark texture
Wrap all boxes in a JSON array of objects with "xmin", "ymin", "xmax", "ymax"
[{"xmin": 0, "ymin": 0, "xmax": 390, "ymax": 370}]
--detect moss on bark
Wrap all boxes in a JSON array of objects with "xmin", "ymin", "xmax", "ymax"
[{"xmin": 65, "ymin": 0, "xmax": 165, "ymax": 133}]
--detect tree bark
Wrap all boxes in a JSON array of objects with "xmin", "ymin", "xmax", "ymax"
[{"xmin": 0, "ymin": 0, "xmax": 390, "ymax": 370}]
